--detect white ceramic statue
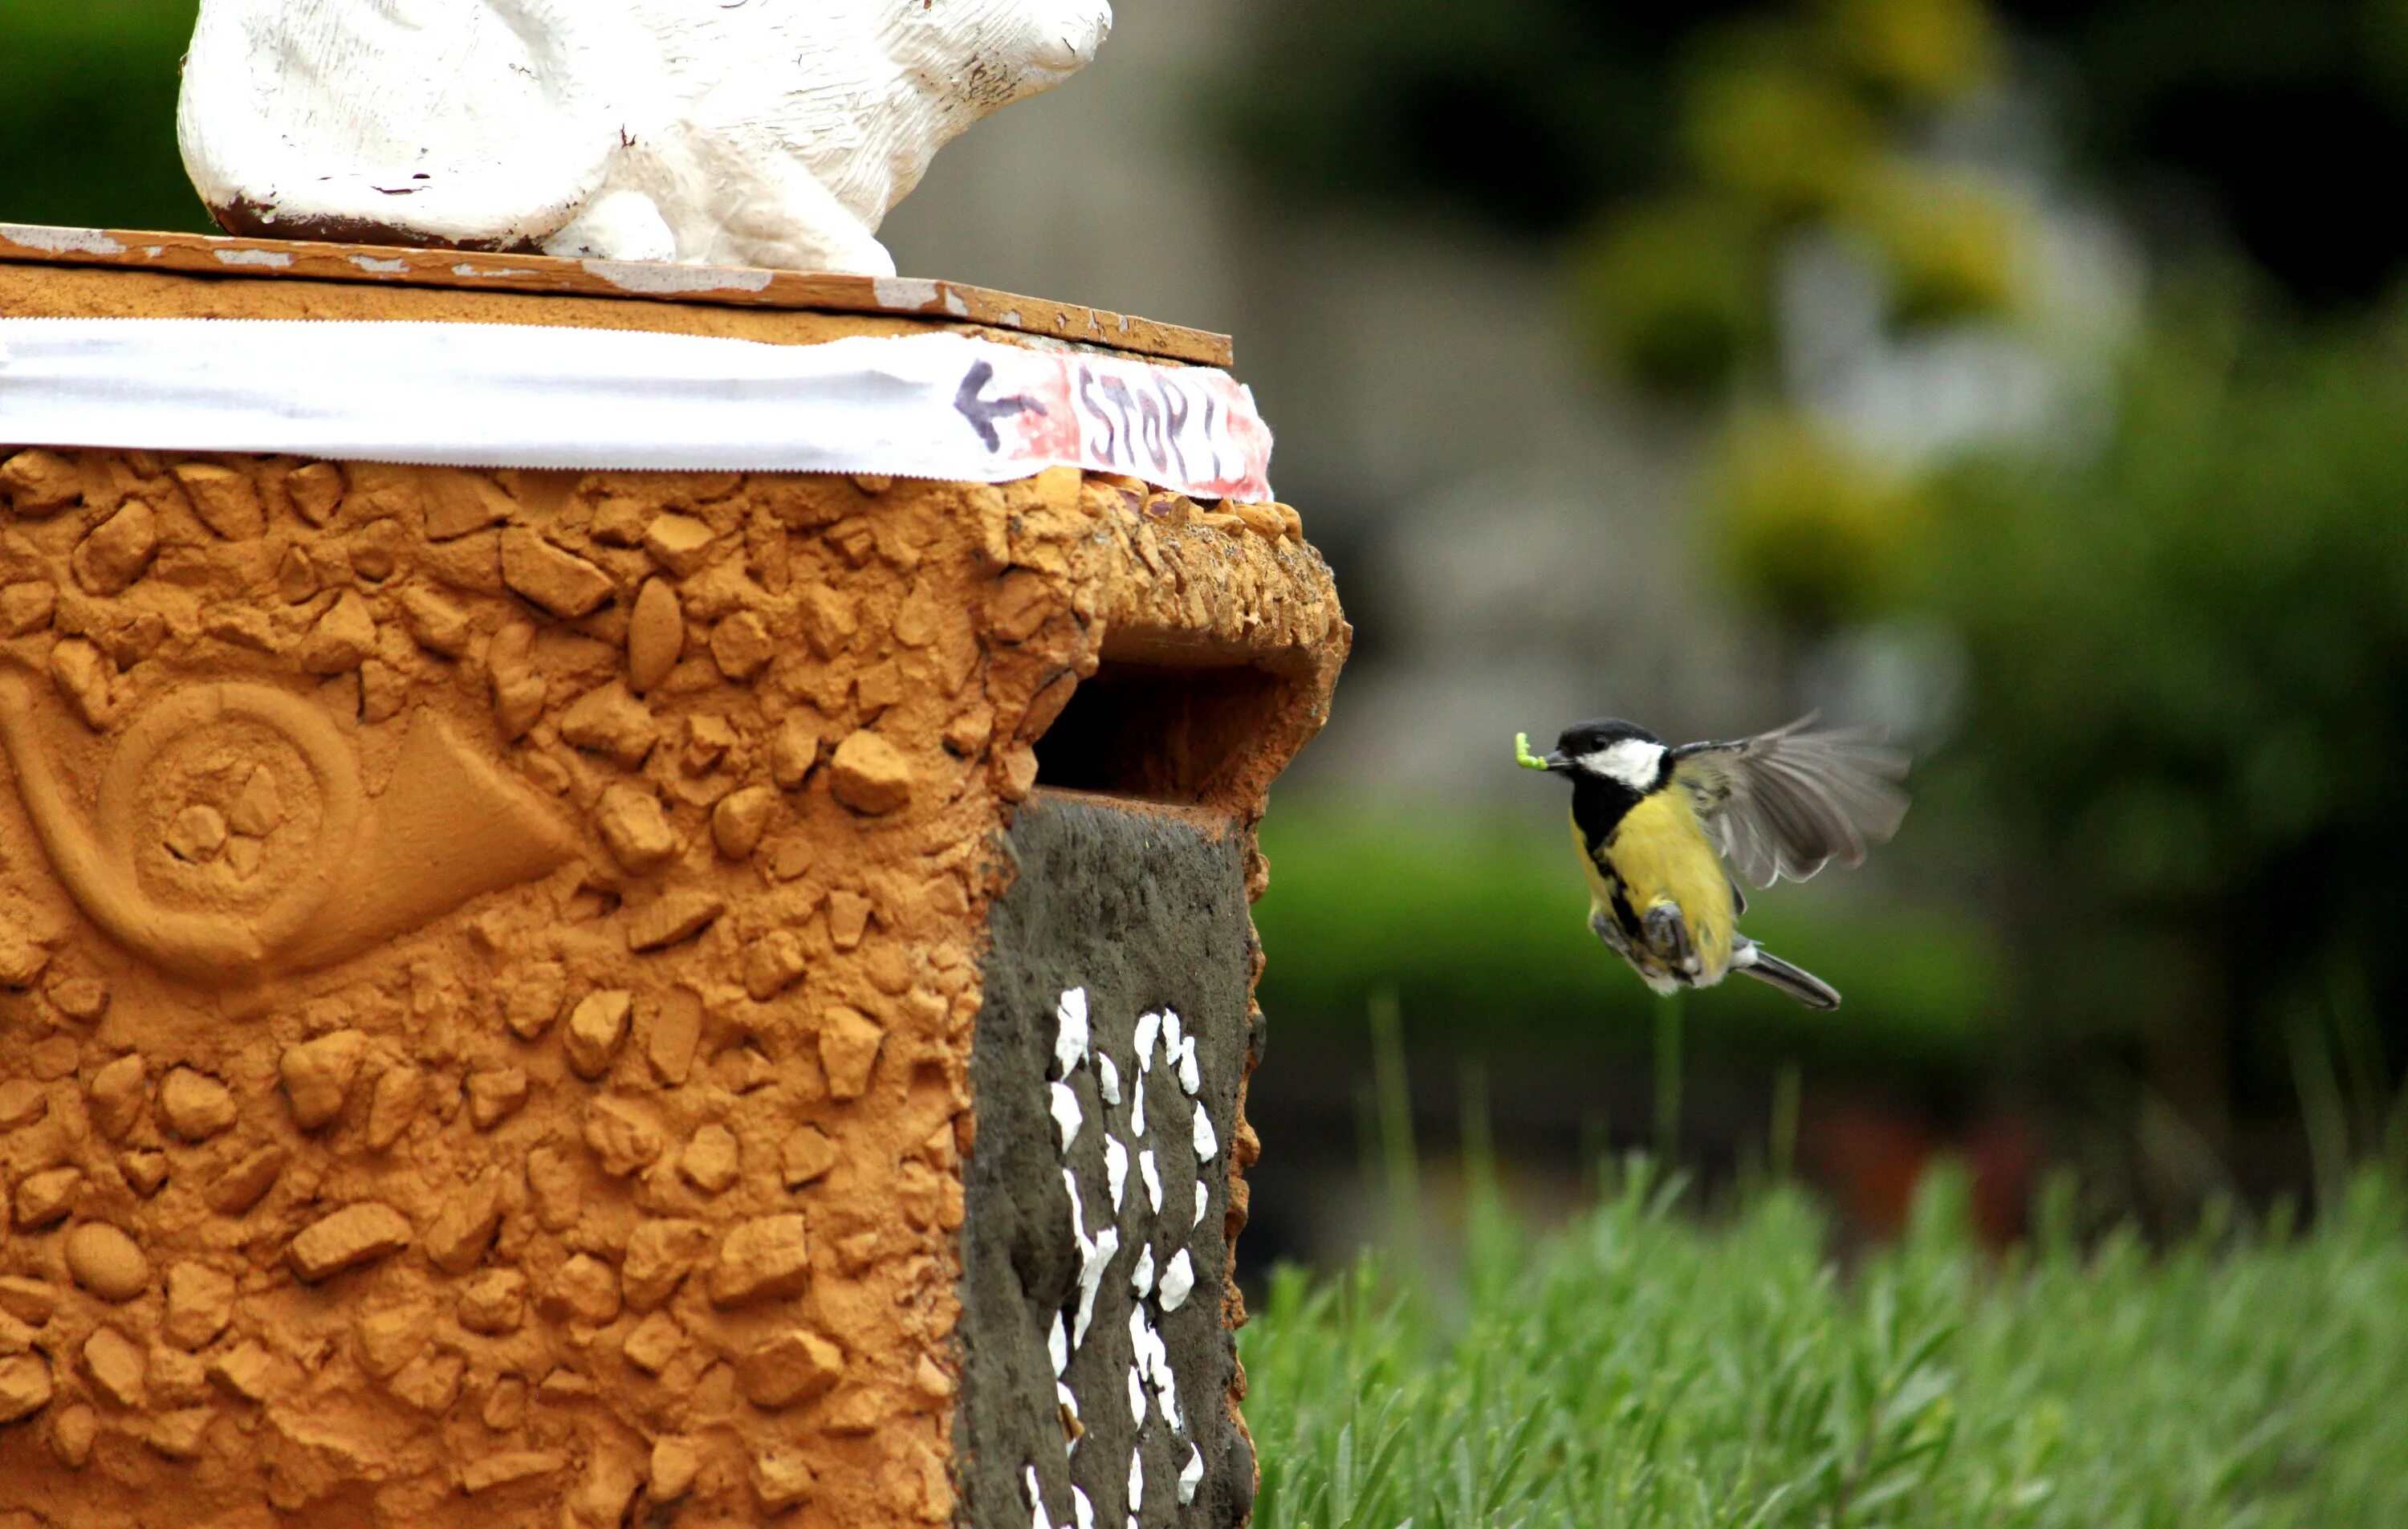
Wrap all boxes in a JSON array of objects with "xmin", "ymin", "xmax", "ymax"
[{"xmin": 177, "ymin": 0, "xmax": 1113, "ymax": 275}]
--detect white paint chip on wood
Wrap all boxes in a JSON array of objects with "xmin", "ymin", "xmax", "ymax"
[
  {"xmin": 1050, "ymin": 1082, "xmax": 1083, "ymax": 1155},
  {"xmin": 1104, "ymin": 1136, "xmax": 1129, "ymax": 1212},
  {"xmin": 1055, "ymin": 987, "xmax": 1090, "ymax": 1079},
  {"xmin": 1072, "ymin": 1226, "xmax": 1119, "ymax": 1350},
  {"xmin": 1158, "ymin": 1249, "xmax": 1194, "ymax": 1313},
  {"xmin": 1178, "ymin": 1446, "xmax": 1205, "ymax": 1506}
]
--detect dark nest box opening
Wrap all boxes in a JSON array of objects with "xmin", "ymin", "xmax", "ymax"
[{"xmin": 1033, "ymin": 653, "xmax": 1297, "ymax": 807}]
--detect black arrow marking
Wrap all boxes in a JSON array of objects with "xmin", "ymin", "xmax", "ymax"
[{"xmin": 954, "ymin": 360, "xmax": 1047, "ymax": 451}]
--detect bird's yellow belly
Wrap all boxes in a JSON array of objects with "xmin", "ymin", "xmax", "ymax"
[{"xmin": 1573, "ymin": 791, "xmax": 1736, "ymax": 981}]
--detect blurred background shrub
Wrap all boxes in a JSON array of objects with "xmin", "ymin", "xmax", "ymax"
[{"xmin": 0, "ymin": 0, "xmax": 202, "ymax": 234}]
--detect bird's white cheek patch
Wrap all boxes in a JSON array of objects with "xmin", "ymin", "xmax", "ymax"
[{"xmin": 1584, "ymin": 738, "xmax": 1666, "ymax": 791}]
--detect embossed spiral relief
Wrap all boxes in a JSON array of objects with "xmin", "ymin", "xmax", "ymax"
[{"xmin": 0, "ymin": 671, "xmax": 577, "ymax": 985}]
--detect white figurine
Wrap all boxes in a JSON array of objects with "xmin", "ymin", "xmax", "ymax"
[{"xmin": 177, "ymin": 0, "xmax": 1112, "ymax": 275}]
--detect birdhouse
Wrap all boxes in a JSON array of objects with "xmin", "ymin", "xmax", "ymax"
[{"xmin": 0, "ymin": 226, "xmax": 1348, "ymax": 1529}]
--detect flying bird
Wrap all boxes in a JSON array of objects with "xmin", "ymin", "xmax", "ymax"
[{"xmin": 1515, "ymin": 717, "xmax": 1908, "ymax": 1009}]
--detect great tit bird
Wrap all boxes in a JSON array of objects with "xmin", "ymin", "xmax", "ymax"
[{"xmin": 1515, "ymin": 718, "xmax": 1908, "ymax": 1010}]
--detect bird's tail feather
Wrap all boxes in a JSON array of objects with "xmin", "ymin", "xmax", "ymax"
[{"xmin": 1734, "ymin": 941, "xmax": 1841, "ymax": 1010}]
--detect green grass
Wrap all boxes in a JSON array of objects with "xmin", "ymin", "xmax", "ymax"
[{"xmin": 1240, "ymin": 1166, "xmax": 2408, "ymax": 1527}]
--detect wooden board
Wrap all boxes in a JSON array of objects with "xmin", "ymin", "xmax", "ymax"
[{"xmin": 0, "ymin": 222, "xmax": 1233, "ymax": 368}]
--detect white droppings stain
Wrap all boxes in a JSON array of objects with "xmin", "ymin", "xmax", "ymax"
[
  {"xmin": 580, "ymin": 258, "xmax": 775, "ymax": 295},
  {"xmin": 1193, "ymin": 1102, "xmax": 1218, "ymax": 1162},
  {"xmin": 1130, "ymin": 1076, "xmax": 1146, "ymax": 1140},
  {"xmin": 1130, "ymin": 1243, "xmax": 1155, "ymax": 1298},
  {"xmin": 214, "ymin": 247, "xmax": 293, "ymax": 268},
  {"xmin": 1104, "ymin": 1136, "xmax": 1129, "ymax": 1212},
  {"xmin": 1051, "ymin": 1082, "xmax": 1083, "ymax": 1154},
  {"xmin": 1025, "ymin": 1465, "xmax": 1047, "ymax": 1529},
  {"xmin": 1097, "ymin": 1053, "xmax": 1121, "ymax": 1106},
  {"xmin": 349, "ymin": 254, "xmax": 408, "ymax": 274},
  {"xmin": 1194, "ymin": 1178, "xmax": 1210, "ymax": 1227},
  {"xmin": 1058, "ymin": 1380, "xmax": 1080, "ymax": 1421},
  {"xmin": 1139, "ymin": 1150, "xmax": 1162, "ymax": 1214},
  {"xmin": 1161, "ymin": 1011, "xmax": 1183, "ymax": 1058},
  {"xmin": 1067, "ymin": 1167, "xmax": 1094, "ymax": 1253},
  {"xmin": 1129, "ymin": 1449, "xmax": 1145, "ymax": 1514},
  {"xmin": 1072, "ymin": 1227, "xmax": 1118, "ymax": 1349},
  {"xmin": 1048, "ymin": 1312, "xmax": 1069, "ymax": 1377},
  {"xmin": 1134, "ymin": 1011, "xmax": 1161, "ymax": 1070},
  {"xmin": 1126, "ymin": 1309, "xmax": 1182, "ymax": 1430},
  {"xmin": 1159, "ymin": 1250, "xmax": 1195, "ymax": 1312},
  {"xmin": 1073, "ymin": 1486, "xmax": 1096, "ymax": 1529},
  {"xmin": 872, "ymin": 276, "xmax": 944, "ymax": 311},
  {"xmin": 1055, "ymin": 988, "xmax": 1090, "ymax": 1077},
  {"xmin": 1178, "ymin": 1446, "xmax": 1205, "ymax": 1506},
  {"xmin": 1126, "ymin": 1365, "xmax": 1147, "ymax": 1426},
  {"xmin": 1177, "ymin": 1036, "xmax": 1201, "ymax": 1096},
  {"xmin": 2, "ymin": 226, "xmax": 126, "ymax": 256}
]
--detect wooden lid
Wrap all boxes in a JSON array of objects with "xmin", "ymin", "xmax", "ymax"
[{"xmin": 0, "ymin": 223, "xmax": 1233, "ymax": 368}]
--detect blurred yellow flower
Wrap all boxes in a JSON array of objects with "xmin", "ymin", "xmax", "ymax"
[
  {"xmin": 1684, "ymin": 57, "xmax": 1878, "ymax": 218},
  {"xmin": 1711, "ymin": 412, "xmax": 1928, "ymax": 629},
  {"xmin": 1846, "ymin": 161, "xmax": 2032, "ymax": 326},
  {"xmin": 1572, "ymin": 195, "xmax": 1768, "ymax": 394},
  {"xmin": 1822, "ymin": 0, "xmax": 2001, "ymax": 104}
]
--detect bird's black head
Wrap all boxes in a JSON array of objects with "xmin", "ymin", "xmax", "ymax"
[{"xmin": 1539, "ymin": 718, "xmax": 1670, "ymax": 792}]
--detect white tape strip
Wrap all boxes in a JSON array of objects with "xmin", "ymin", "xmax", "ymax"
[{"xmin": 0, "ymin": 319, "xmax": 1275, "ymax": 501}]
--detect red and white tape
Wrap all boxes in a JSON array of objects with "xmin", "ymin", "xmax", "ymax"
[{"xmin": 0, "ymin": 320, "xmax": 1275, "ymax": 502}]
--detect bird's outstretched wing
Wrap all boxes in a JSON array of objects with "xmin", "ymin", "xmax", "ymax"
[{"xmin": 1670, "ymin": 718, "xmax": 1908, "ymax": 890}]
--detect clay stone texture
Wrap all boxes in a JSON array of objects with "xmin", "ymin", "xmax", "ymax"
[{"xmin": 1, "ymin": 442, "xmax": 1344, "ymax": 1527}]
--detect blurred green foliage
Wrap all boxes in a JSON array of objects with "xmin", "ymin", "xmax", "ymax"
[
  {"xmin": 0, "ymin": 0, "xmax": 205, "ymax": 233},
  {"xmin": 1918, "ymin": 290, "xmax": 2408, "ymax": 1104},
  {"xmin": 1245, "ymin": 1164, "xmax": 2408, "ymax": 1526}
]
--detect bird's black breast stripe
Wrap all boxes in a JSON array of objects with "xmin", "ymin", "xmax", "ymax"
[
  {"xmin": 1570, "ymin": 776, "xmax": 1642, "ymax": 848},
  {"xmin": 1603, "ymin": 874, "xmax": 1647, "ymax": 951}
]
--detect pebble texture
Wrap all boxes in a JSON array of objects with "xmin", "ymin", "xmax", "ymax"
[{"xmin": 0, "ymin": 442, "xmax": 1344, "ymax": 1527}]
